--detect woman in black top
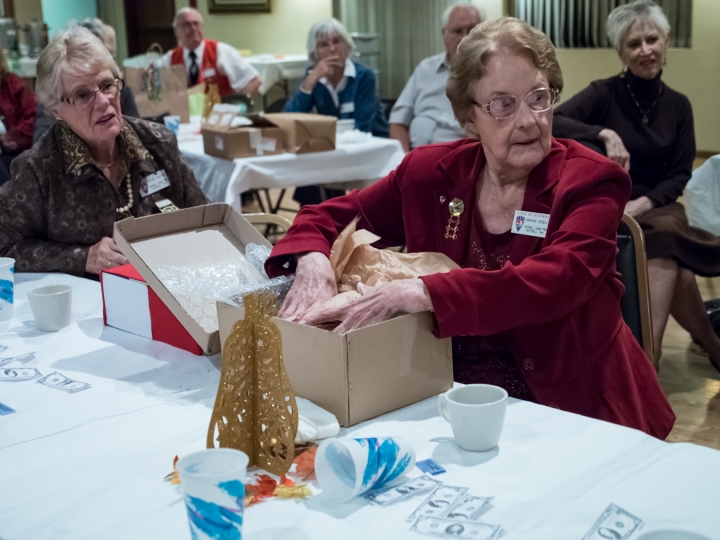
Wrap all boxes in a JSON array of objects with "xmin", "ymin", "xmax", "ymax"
[{"xmin": 553, "ymin": 0, "xmax": 720, "ymax": 370}]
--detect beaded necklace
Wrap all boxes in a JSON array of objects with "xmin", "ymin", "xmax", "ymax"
[
  {"xmin": 116, "ymin": 173, "xmax": 133, "ymax": 214},
  {"xmin": 625, "ymin": 77, "xmax": 662, "ymax": 125}
]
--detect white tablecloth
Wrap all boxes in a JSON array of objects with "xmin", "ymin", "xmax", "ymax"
[
  {"xmin": 178, "ymin": 123, "xmax": 406, "ymax": 209},
  {"xmin": 246, "ymin": 54, "xmax": 309, "ymax": 95},
  {"xmin": 1, "ymin": 274, "xmax": 719, "ymax": 540}
]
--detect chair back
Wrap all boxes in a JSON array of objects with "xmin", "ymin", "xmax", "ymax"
[{"xmin": 617, "ymin": 213, "xmax": 656, "ymax": 367}]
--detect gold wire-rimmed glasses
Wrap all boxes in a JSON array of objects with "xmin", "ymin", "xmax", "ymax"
[{"xmin": 473, "ymin": 87, "xmax": 558, "ymax": 120}]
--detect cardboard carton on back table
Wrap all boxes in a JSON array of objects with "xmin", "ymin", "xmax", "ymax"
[
  {"xmin": 114, "ymin": 203, "xmax": 454, "ymax": 425},
  {"xmin": 202, "ymin": 109, "xmax": 285, "ymax": 160}
]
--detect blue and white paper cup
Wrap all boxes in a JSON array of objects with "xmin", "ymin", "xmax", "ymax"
[
  {"xmin": 315, "ymin": 437, "xmax": 416, "ymax": 502},
  {"xmin": 163, "ymin": 115, "xmax": 180, "ymax": 136},
  {"xmin": 177, "ymin": 448, "xmax": 249, "ymax": 540},
  {"xmin": 0, "ymin": 257, "xmax": 15, "ymax": 321}
]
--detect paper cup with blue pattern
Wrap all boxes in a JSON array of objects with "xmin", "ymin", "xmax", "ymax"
[
  {"xmin": 0, "ymin": 258, "xmax": 14, "ymax": 321},
  {"xmin": 177, "ymin": 448, "xmax": 249, "ymax": 540},
  {"xmin": 315, "ymin": 437, "xmax": 416, "ymax": 502}
]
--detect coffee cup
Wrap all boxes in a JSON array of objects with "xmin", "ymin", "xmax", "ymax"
[
  {"xmin": 438, "ymin": 384, "xmax": 508, "ymax": 452},
  {"xmin": 27, "ymin": 284, "xmax": 72, "ymax": 332},
  {"xmin": 0, "ymin": 257, "xmax": 14, "ymax": 321}
]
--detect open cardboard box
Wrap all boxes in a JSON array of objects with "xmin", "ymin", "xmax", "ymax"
[
  {"xmin": 217, "ymin": 301, "xmax": 454, "ymax": 427},
  {"xmin": 264, "ymin": 113, "xmax": 336, "ymax": 154},
  {"xmin": 202, "ymin": 105, "xmax": 285, "ymax": 160},
  {"xmin": 113, "ymin": 203, "xmax": 272, "ymax": 355}
]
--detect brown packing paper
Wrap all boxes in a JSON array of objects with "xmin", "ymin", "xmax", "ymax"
[
  {"xmin": 207, "ymin": 290, "xmax": 299, "ymax": 476},
  {"xmin": 264, "ymin": 113, "xmax": 336, "ymax": 154}
]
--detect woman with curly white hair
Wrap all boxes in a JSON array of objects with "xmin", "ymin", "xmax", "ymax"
[{"xmin": 553, "ymin": 0, "xmax": 720, "ymax": 370}]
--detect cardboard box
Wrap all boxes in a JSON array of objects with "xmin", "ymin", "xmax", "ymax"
[
  {"xmin": 202, "ymin": 107, "xmax": 285, "ymax": 160},
  {"xmin": 264, "ymin": 113, "xmax": 336, "ymax": 154},
  {"xmin": 217, "ymin": 301, "xmax": 454, "ymax": 427},
  {"xmin": 113, "ymin": 204, "xmax": 272, "ymax": 355},
  {"xmin": 100, "ymin": 264, "xmax": 203, "ymax": 355}
]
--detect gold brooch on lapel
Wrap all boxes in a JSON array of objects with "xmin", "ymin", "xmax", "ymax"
[{"xmin": 445, "ymin": 198, "xmax": 465, "ymax": 240}]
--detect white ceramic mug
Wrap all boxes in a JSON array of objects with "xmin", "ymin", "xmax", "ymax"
[
  {"xmin": 27, "ymin": 284, "xmax": 72, "ymax": 332},
  {"xmin": 438, "ymin": 384, "xmax": 508, "ymax": 452},
  {"xmin": 315, "ymin": 436, "xmax": 416, "ymax": 502},
  {"xmin": 0, "ymin": 257, "xmax": 14, "ymax": 321},
  {"xmin": 177, "ymin": 448, "xmax": 249, "ymax": 540}
]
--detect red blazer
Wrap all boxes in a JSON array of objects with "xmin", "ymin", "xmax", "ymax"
[
  {"xmin": 170, "ymin": 39, "xmax": 233, "ymax": 96},
  {"xmin": 0, "ymin": 73, "xmax": 36, "ymax": 152},
  {"xmin": 266, "ymin": 138, "xmax": 675, "ymax": 439}
]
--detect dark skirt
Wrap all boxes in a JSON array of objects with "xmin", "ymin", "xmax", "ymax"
[{"xmin": 637, "ymin": 202, "xmax": 720, "ymax": 277}]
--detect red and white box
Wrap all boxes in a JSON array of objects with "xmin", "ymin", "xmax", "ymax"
[{"xmin": 100, "ymin": 264, "xmax": 203, "ymax": 355}]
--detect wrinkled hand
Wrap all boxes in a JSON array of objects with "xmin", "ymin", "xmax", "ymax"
[
  {"xmin": 302, "ymin": 55, "xmax": 344, "ymax": 92},
  {"xmin": 85, "ymin": 237, "xmax": 129, "ymax": 274},
  {"xmin": 278, "ymin": 252, "xmax": 337, "ymax": 322},
  {"xmin": 624, "ymin": 196, "xmax": 654, "ymax": 219},
  {"xmin": 301, "ymin": 279, "xmax": 433, "ymax": 334},
  {"xmin": 598, "ymin": 129, "xmax": 630, "ymax": 171}
]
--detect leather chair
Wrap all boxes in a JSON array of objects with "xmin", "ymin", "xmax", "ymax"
[{"xmin": 617, "ymin": 213, "xmax": 656, "ymax": 369}]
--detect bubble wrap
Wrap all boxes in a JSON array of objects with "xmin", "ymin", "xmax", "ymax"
[{"xmin": 154, "ymin": 243, "xmax": 293, "ymax": 333}]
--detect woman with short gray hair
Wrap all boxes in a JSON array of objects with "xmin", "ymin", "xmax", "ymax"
[
  {"xmin": 284, "ymin": 17, "xmax": 388, "ymax": 205},
  {"xmin": 0, "ymin": 27, "xmax": 207, "ymax": 276},
  {"xmin": 553, "ymin": 0, "xmax": 720, "ymax": 370}
]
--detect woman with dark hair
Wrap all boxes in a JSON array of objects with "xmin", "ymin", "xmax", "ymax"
[
  {"xmin": 553, "ymin": 0, "xmax": 720, "ymax": 370},
  {"xmin": 0, "ymin": 47, "xmax": 36, "ymax": 186}
]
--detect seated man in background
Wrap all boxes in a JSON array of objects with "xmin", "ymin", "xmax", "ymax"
[
  {"xmin": 164, "ymin": 7, "xmax": 261, "ymax": 98},
  {"xmin": 389, "ymin": 2, "xmax": 483, "ymax": 152},
  {"xmin": 33, "ymin": 18, "xmax": 139, "ymax": 144}
]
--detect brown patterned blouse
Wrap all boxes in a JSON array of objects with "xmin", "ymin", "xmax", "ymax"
[
  {"xmin": 452, "ymin": 202, "xmax": 537, "ymax": 402},
  {"xmin": 0, "ymin": 116, "xmax": 207, "ymax": 276}
]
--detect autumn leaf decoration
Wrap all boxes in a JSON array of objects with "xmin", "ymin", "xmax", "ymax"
[{"xmin": 163, "ymin": 455, "xmax": 180, "ymax": 484}]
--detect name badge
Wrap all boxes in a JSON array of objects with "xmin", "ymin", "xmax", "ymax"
[
  {"xmin": 140, "ymin": 170, "xmax": 171, "ymax": 198},
  {"xmin": 340, "ymin": 101, "xmax": 355, "ymax": 114},
  {"xmin": 202, "ymin": 68, "xmax": 216, "ymax": 79},
  {"xmin": 512, "ymin": 210, "xmax": 549, "ymax": 238}
]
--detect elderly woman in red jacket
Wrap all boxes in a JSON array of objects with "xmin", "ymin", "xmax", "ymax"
[
  {"xmin": 265, "ymin": 18, "xmax": 675, "ymax": 439},
  {"xmin": 0, "ymin": 47, "xmax": 36, "ymax": 186}
]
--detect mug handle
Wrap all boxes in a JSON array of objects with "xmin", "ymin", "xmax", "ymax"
[{"xmin": 437, "ymin": 393, "xmax": 450, "ymax": 423}]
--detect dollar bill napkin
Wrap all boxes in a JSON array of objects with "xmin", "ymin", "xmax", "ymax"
[
  {"xmin": 410, "ymin": 516, "xmax": 502, "ymax": 540},
  {"xmin": 36, "ymin": 371, "xmax": 91, "ymax": 393},
  {"xmin": 446, "ymin": 495, "xmax": 493, "ymax": 521},
  {"xmin": 582, "ymin": 503, "xmax": 643, "ymax": 540},
  {"xmin": 407, "ymin": 484, "xmax": 468, "ymax": 522},
  {"xmin": 0, "ymin": 367, "xmax": 42, "ymax": 381},
  {"xmin": 365, "ymin": 475, "xmax": 441, "ymax": 506}
]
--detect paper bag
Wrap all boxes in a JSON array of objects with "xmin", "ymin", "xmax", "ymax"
[{"xmin": 125, "ymin": 49, "xmax": 190, "ymax": 122}]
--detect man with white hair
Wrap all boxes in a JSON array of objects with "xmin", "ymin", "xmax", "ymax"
[
  {"xmin": 164, "ymin": 7, "xmax": 261, "ymax": 97},
  {"xmin": 389, "ymin": 2, "xmax": 483, "ymax": 152}
]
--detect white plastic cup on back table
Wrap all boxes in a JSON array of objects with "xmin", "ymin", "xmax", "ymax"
[
  {"xmin": 315, "ymin": 436, "xmax": 415, "ymax": 502},
  {"xmin": 0, "ymin": 257, "xmax": 14, "ymax": 321},
  {"xmin": 27, "ymin": 284, "xmax": 72, "ymax": 332},
  {"xmin": 177, "ymin": 448, "xmax": 249, "ymax": 540},
  {"xmin": 438, "ymin": 384, "xmax": 508, "ymax": 452}
]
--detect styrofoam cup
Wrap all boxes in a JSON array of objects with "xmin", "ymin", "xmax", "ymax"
[
  {"xmin": 438, "ymin": 384, "xmax": 508, "ymax": 452},
  {"xmin": 315, "ymin": 436, "xmax": 415, "ymax": 502},
  {"xmin": 177, "ymin": 448, "xmax": 249, "ymax": 540},
  {"xmin": 0, "ymin": 257, "xmax": 14, "ymax": 321},
  {"xmin": 27, "ymin": 284, "xmax": 72, "ymax": 332}
]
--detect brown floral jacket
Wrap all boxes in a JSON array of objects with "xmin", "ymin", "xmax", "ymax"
[{"xmin": 0, "ymin": 116, "xmax": 208, "ymax": 276}]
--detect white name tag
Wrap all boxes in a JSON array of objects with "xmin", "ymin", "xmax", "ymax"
[
  {"xmin": 202, "ymin": 68, "xmax": 216, "ymax": 78},
  {"xmin": 512, "ymin": 210, "xmax": 549, "ymax": 238},
  {"xmin": 140, "ymin": 170, "xmax": 171, "ymax": 198},
  {"xmin": 340, "ymin": 101, "xmax": 355, "ymax": 114}
]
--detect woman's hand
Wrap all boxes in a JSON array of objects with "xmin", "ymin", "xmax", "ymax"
[
  {"xmin": 598, "ymin": 129, "xmax": 631, "ymax": 171},
  {"xmin": 85, "ymin": 237, "xmax": 129, "ymax": 274},
  {"xmin": 302, "ymin": 55, "xmax": 345, "ymax": 92},
  {"xmin": 624, "ymin": 196, "xmax": 654, "ymax": 219},
  {"xmin": 278, "ymin": 252, "xmax": 337, "ymax": 322},
  {"xmin": 301, "ymin": 279, "xmax": 433, "ymax": 334}
]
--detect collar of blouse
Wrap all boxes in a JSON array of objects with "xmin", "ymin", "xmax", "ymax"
[{"xmin": 55, "ymin": 119, "xmax": 151, "ymax": 179}]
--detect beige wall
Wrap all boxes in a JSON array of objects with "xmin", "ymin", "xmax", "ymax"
[
  {"xmin": 13, "ymin": 0, "xmax": 43, "ymax": 24},
  {"xmin": 176, "ymin": 0, "xmax": 332, "ymax": 54}
]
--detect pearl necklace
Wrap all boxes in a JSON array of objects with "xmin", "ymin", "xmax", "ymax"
[{"xmin": 116, "ymin": 173, "xmax": 133, "ymax": 214}]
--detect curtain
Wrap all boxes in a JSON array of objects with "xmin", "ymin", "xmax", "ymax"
[
  {"xmin": 335, "ymin": 0, "xmax": 456, "ymax": 99},
  {"xmin": 510, "ymin": 0, "xmax": 692, "ymax": 48}
]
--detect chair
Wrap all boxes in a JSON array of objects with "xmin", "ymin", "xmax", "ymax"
[
  {"xmin": 617, "ymin": 213, "xmax": 656, "ymax": 368},
  {"xmin": 243, "ymin": 212, "xmax": 293, "ymax": 240},
  {"xmin": 265, "ymin": 98, "xmax": 288, "ymax": 113},
  {"xmin": 221, "ymin": 93, "xmax": 254, "ymax": 113}
]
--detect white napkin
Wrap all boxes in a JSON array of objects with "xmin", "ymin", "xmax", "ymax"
[
  {"xmin": 295, "ymin": 397, "xmax": 340, "ymax": 444},
  {"xmin": 337, "ymin": 129, "xmax": 372, "ymax": 145}
]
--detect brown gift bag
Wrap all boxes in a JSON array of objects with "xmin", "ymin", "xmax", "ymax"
[{"xmin": 124, "ymin": 44, "xmax": 190, "ymax": 122}]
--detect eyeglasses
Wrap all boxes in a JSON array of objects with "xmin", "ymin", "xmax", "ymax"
[
  {"xmin": 61, "ymin": 78, "xmax": 124, "ymax": 107},
  {"xmin": 473, "ymin": 87, "xmax": 558, "ymax": 120}
]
